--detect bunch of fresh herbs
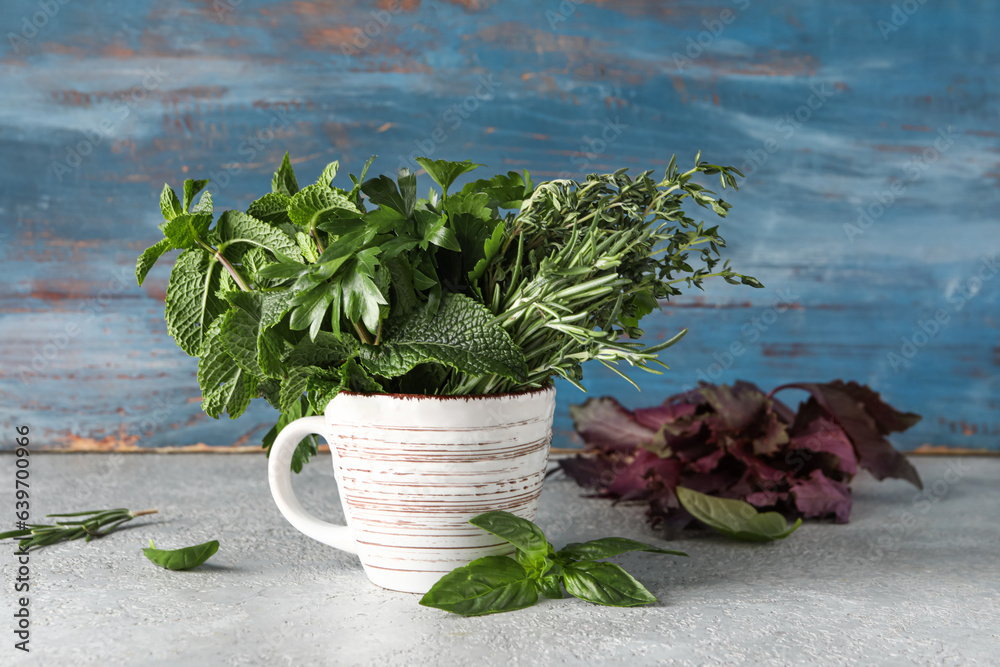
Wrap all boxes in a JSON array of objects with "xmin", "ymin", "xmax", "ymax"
[{"xmin": 137, "ymin": 154, "xmax": 759, "ymax": 470}]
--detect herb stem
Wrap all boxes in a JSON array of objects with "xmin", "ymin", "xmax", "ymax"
[
  {"xmin": 354, "ymin": 322, "xmax": 373, "ymax": 345},
  {"xmin": 198, "ymin": 239, "xmax": 251, "ymax": 292}
]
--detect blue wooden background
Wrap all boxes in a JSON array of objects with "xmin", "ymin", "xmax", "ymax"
[{"xmin": 1, "ymin": 0, "xmax": 997, "ymax": 452}]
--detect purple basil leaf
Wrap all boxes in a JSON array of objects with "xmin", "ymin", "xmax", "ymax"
[
  {"xmin": 789, "ymin": 416, "xmax": 858, "ymax": 475},
  {"xmin": 570, "ymin": 397, "xmax": 654, "ymax": 452},
  {"xmin": 745, "ymin": 489, "xmax": 789, "ymax": 507},
  {"xmin": 558, "ymin": 455, "xmax": 615, "ymax": 490},
  {"xmin": 773, "ymin": 383, "xmax": 922, "ymax": 489},
  {"xmin": 699, "ymin": 381, "xmax": 768, "ymax": 431},
  {"xmin": 790, "ymin": 469, "xmax": 852, "ymax": 523},
  {"xmin": 633, "ymin": 401, "xmax": 699, "ymax": 431},
  {"xmin": 751, "ymin": 409, "xmax": 790, "ymax": 456},
  {"xmin": 831, "ymin": 380, "xmax": 922, "ymax": 434}
]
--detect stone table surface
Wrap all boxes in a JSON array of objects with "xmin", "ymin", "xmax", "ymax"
[{"xmin": 2, "ymin": 454, "xmax": 998, "ymax": 667}]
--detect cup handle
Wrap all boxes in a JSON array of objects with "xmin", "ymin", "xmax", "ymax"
[{"xmin": 267, "ymin": 415, "xmax": 358, "ymax": 554}]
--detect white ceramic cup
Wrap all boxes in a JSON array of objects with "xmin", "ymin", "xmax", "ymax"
[{"xmin": 268, "ymin": 386, "xmax": 556, "ymax": 594}]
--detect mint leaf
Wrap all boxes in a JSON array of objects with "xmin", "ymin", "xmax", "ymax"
[
  {"xmin": 182, "ymin": 179, "xmax": 210, "ymax": 213},
  {"xmin": 306, "ymin": 369, "xmax": 343, "ymax": 413},
  {"xmin": 191, "ymin": 190, "xmax": 213, "ymax": 215},
  {"xmin": 271, "ymin": 152, "xmax": 299, "ymax": 197},
  {"xmin": 288, "ymin": 184, "xmax": 362, "ymax": 232},
  {"xmin": 197, "ymin": 316, "xmax": 256, "ymax": 419},
  {"xmin": 419, "ymin": 556, "xmax": 538, "ymax": 616},
  {"xmin": 135, "ymin": 238, "xmax": 174, "ymax": 286},
  {"xmin": 165, "ymin": 249, "xmax": 226, "ymax": 356},
  {"xmin": 280, "ymin": 365, "xmax": 319, "ymax": 414},
  {"xmin": 215, "ymin": 210, "xmax": 303, "ymax": 261},
  {"xmin": 317, "ymin": 160, "xmax": 339, "ymax": 188},
  {"xmin": 247, "ymin": 192, "xmax": 292, "ymax": 225},
  {"xmin": 339, "ymin": 357, "xmax": 383, "ymax": 393},
  {"xmin": 676, "ymin": 486, "xmax": 801, "ymax": 542},
  {"xmin": 361, "ymin": 293, "xmax": 527, "ymax": 381},
  {"xmin": 562, "ymin": 561, "xmax": 657, "ymax": 607},
  {"xmin": 414, "ymin": 157, "xmax": 483, "ymax": 195},
  {"xmin": 219, "ymin": 306, "xmax": 266, "ymax": 379},
  {"xmin": 160, "ymin": 213, "xmax": 212, "ymax": 250},
  {"xmin": 160, "ymin": 184, "xmax": 182, "ymax": 220}
]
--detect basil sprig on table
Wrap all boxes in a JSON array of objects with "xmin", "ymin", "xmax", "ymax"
[
  {"xmin": 143, "ymin": 539, "xmax": 220, "ymax": 570},
  {"xmin": 676, "ymin": 487, "xmax": 801, "ymax": 542},
  {"xmin": 419, "ymin": 511, "xmax": 688, "ymax": 616}
]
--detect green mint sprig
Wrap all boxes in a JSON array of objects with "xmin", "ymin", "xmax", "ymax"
[{"xmin": 419, "ymin": 511, "xmax": 688, "ymax": 616}]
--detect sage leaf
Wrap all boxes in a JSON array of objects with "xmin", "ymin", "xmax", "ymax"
[
  {"xmin": 562, "ymin": 560, "xmax": 657, "ymax": 607},
  {"xmin": 558, "ymin": 537, "xmax": 688, "ymax": 561},
  {"xmin": 418, "ymin": 555, "xmax": 538, "ymax": 616},
  {"xmin": 143, "ymin": 539, "xmax": 219, "ymax": 571},
  {"xmin": 676, "ymin": 486, "xmax": 802, "ymax": 542}
]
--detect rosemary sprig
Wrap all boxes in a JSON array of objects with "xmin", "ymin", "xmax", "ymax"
[{"xmin": 0, "ymin": 508, "xmax": 159, "ymax": 551}]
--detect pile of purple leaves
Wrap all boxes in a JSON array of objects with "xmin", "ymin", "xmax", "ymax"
[{"xmin": 558, "ymin": 380, "xmax": 922, "ymax": 530}]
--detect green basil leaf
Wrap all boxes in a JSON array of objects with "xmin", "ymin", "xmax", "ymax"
[
  {"xmin": 469, "ymin": 511, "xmax": 547, "ymax": 561},
  {"xmin": 562, "ymin": 560, "xmax": 657, "ymax": 607},
  {"xmin": 142, "ymin": 539, "xmax": 219, "ymax": 571},
  {"xmin": 419, "ymin": 555, "xmax": 537, "ymax": 616},
  {"xmin": 536, "ymin": 574, "xmax": 564, "ymax": 599},
  {"xmin": 557, "ymin": 537, "xmax": 688, "ymax": 561},
  {"xmin": 676, "ymin": 486, "xmax": 802, "ymax": 542}
]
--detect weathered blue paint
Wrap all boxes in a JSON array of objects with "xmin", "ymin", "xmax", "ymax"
[{"xmin": 0, "ymin": 0, "xmax": 997, "ymax": 452}]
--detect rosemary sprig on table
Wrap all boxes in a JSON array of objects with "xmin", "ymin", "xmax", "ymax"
[{"xmin": 0, "ymin": 508, "xmax": 159, "ymax": 551}]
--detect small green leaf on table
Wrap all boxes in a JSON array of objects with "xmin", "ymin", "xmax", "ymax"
[
  {"xmin": 676, "ymin": 486, "xmax": 801, "ymax": 542},
  {"xmin": 143, "ymin": 539, "xmax": 220, "ymax": 571}
]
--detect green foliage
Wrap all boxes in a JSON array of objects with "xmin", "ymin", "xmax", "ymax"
[
  {"xmin": 140, "ymin": 153, "xmax": 759, "ymax": 471},
  {"xmin": 143, "ymin": 539, "xmax": 220, "ymax": 570},
  {"xmin": 676, "ymin": 486, "xmax": 802, "ymax": 542},
  {"xmin": 419, "ymin": 511, "xmax": 687, "ymax": 616}
]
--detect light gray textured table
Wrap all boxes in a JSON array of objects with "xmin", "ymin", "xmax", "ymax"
[{"xmin": 2, "ymin": 454, "xmax": 997, "ymax": 666}]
